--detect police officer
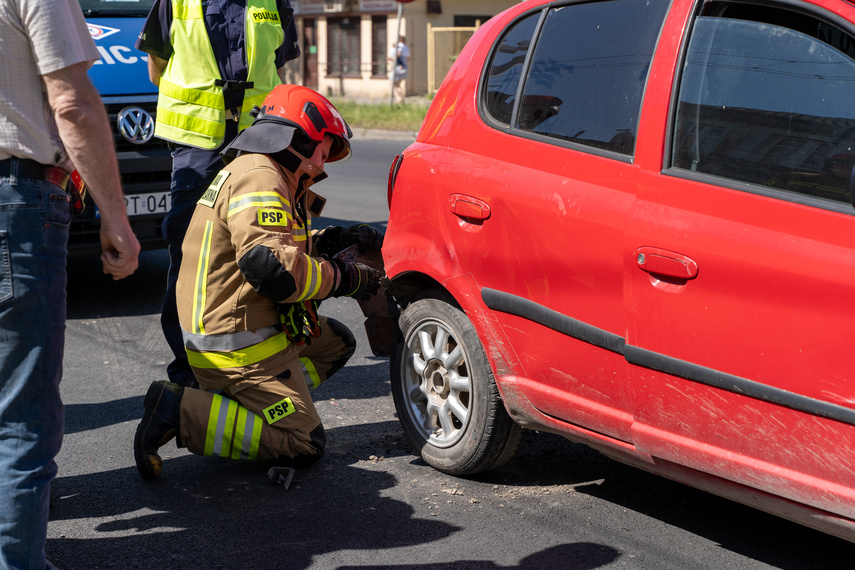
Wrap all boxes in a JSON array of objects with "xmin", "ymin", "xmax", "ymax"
[
  {"xmin": 133, "ymin": 85, "xmax": 383, "ymax": 478},
  {"xmin": 135, "ymin": 0, "xmax": 300, "ymax": 389}
]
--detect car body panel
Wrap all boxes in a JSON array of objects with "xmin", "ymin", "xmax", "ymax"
[
  {"xmin": 86, "ymin": 17, "xmax": 156, "ymax": 97},
  {"xmin": 383, "ymin": 0, "xmax": 855, "ymax": 541}
]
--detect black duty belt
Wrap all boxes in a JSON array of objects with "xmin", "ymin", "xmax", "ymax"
[
  {"xmin": 0, "ymin": 157, "xmax": 69, "ymax": 189},
  {"xmin": 216, "ymin": 79, "xmax": 255, "ymax": 121}
]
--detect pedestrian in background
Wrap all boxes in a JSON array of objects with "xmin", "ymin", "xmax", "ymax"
[
  {"xmin": 392, "ymin": 35, "xmax": 410, "ymax": 104},
  {"xmin": 0, "ymin": 1, "xmax": 141, "ymax": 567},
  {"xmin": 135, "ymin": 0, "xmax": 300, "ymax": 389}
]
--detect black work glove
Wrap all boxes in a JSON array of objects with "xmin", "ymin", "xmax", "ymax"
[
  {"xmin": 330, "ymin": 258, "xmax": 381, "ymax": 300},
  {"xmin": 316, "ymin": 224, "xmax": 384, "ymax": 257}
]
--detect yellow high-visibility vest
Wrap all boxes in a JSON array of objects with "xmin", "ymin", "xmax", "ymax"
[{"xmin": 155, "ymin": 0, "xmax": 284, "ymax": 149}]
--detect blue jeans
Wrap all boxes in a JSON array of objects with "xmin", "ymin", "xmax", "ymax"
[{"xmin": 0, "ymin": 170, "xmax": 69, "ymax": 569}]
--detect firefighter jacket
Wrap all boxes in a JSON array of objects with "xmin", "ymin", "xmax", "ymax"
[
  {"xmin": 155, "ymin": 0, "xmax": 285, "ymax": 149},
  {"xmin": 176, "ymin": 150, "xmax": 337, "ymax": 392}
]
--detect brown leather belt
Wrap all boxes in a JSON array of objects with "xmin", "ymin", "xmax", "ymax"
[{"xmin": 0, "ymin": 157, "xmax": 70, "ymax": 189}]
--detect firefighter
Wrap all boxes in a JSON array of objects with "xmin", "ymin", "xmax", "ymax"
[{"xmin": 133, "ymin": 85, "xmax": 383, "ymax": 478}]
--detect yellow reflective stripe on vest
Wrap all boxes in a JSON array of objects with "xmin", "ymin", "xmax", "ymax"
[
  {"xmin": 242, "ymin": 1, "xmax": 284, "ymax": 129},
  {"xmin": 191, "ymin": 221, "xmax": 214, "ymax": 334},
  {"xmin": 204, "ymin": 394, "xmax": 238, "ymax": 457},
  {"xmin": 156, "ymin": 106, "xmax": 225, "ymax": 144},
  {"xmin": 296, "ymin": 254, "xmax": 322, "ymax": 301},
  {"xmin": 233, "ymin": 405, "xmax": 263, "ymax": 459},
  {"xmin": 187, "ymin": 330, "xmax": 291, "ymax": 369},
  {"xmin": 172, "ymin": 0, "xmax": 202, "ymax": 19},
  {"xmin": 300, "ymin": 357, "xmax": 321, "ymax": 389},
  {"xmin": 158, "ymin": 0, "xmax": 282, "ymax": 147},
  {"xmin": 159, "ymin": 77, "xmax": 224, "ymax": 110},
  {"xmin": 227, "ymin": 192, "xmax": 287, "ymax": 218}
]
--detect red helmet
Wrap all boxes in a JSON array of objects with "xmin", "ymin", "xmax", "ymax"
[{"xmin": 254, "ymin": 84, "xmax": 353, "ymax": 163}]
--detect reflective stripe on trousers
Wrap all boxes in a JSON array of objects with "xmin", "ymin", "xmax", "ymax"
[
  {"xmin": 300, "ymin": 357, "xmax": 321, "ymax": 389},
  {"xmin": 203, "ymin": 393, "xmax": 264, "ymax": 460}
]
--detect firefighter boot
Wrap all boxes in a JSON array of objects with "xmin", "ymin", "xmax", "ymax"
[{"xmin": 134, "ymin": 380, "xmax": 184, "ymax": 480}]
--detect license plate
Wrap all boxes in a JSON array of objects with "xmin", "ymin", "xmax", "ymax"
[{"xmin": 124, "ymin": 192, "xmax": 171, "ymax": 216}]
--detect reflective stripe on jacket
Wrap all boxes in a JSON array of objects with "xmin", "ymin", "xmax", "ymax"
[
  {"xmin": 155, "ymin": 0, "xmax": 284, "ymax": 149},
  {"xmin": 176, "ymin": 152, "xmax": 334, "ymax": 390}
]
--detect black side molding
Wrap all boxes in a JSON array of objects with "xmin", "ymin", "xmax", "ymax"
[{"xmin": 482, "ymin": 287, "xmax": 855, "ymax": 428}]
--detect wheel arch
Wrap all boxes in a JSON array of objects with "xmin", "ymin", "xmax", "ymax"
[{"xmin": 386, "ymin": 271, "xmax": 527, "ymax": 412}]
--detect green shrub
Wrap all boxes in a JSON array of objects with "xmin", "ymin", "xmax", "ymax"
[{"xmin": 332, "ymin": 100, "xmax": 430, "ymax": 132}]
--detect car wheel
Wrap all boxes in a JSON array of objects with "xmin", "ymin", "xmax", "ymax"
[{"xmin": 391, "ymin": 292, "xmax": 525, "ymax": 476}]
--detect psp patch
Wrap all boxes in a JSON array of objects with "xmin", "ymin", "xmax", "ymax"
[
  {"xmin": 263, "ymin": 397, "xmax": 296, "ymax": 425},
  {"xmin": 258, "ymin": 208, "xmax": 288, "ymax": 227}
]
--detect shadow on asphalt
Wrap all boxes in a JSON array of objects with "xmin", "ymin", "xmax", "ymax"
[
  {"xmin": 472, "ymin": 431, "xmax": 855, "ymax": 569},
  {"xmin": 337, "ymin": 543, "xmax": 620, "ymax": 570},
  {"xmin": 66, "ymin": 249, "xmax": 169, "ymax": 319},
  {"xmin": 48, "ymin": 420, "xmax": 459, "ymax": 569}
]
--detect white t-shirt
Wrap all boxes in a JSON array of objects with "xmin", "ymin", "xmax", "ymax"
[
  {"xmin": 396, "ymin": 42, "xmax": 410, "ymax": 70},
  {"xmin": 0, "ymin": 0, "xmax": 100, "ymax": 164}
]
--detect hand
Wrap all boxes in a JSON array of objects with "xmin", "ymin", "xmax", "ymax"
[
  {"xmin": 99, "ymin": 219, "xmax": 141, "ymax": 280},
  {"xmin": 340, "ymin": 224, "xmax": 384, "ymax": 253},
  {"xmin": 331, "ymin": 259, "xmax": 381, "ymax": 300},
  {"xmin": 316, "ymin": 224, "xmax": 384, "ymax": 257}
]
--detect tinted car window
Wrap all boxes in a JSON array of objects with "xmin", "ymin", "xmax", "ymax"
[
  {"xmin": 515, "ymin": 0, "xmax": 669, "ymax": 155},
  {"xmin": 484, "ymin": 13, "xmax": 540, "ymax": 126},
  {"xmin": 672, "ymin": 5, "xmax": 855, "ymax": 204}
]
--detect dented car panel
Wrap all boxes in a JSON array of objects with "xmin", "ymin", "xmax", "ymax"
[{"xmin": 383, "ymin": 0, "xmax": 855, "ymax": 542}]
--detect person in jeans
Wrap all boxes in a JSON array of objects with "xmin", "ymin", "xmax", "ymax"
[{"xmin": 0, "ymin": 1, "xmax": 140, "ymax": 567}]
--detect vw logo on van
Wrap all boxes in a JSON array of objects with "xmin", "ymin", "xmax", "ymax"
[{"xmin": 117, "ymin": 107, "xmax": 155, "ymax": 145}]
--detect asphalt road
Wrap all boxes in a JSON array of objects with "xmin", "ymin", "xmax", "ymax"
[{"xmin": 47, "ymin": 137, "xmax": 855, "ymax": 569}]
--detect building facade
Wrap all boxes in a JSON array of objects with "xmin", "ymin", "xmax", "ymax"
[{"xmin": 286, "ymin": 0, "xmax": 520, "ymax": 99}]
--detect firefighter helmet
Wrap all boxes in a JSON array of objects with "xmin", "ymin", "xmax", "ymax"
[
  {"xmin": 221, "ymin": 85, "xmax": 353, "ymax": 165},
  {"xmin": 253, "ymin": 84, "xmax": 353, "ymax": 163}
]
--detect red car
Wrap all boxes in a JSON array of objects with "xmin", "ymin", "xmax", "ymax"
[{"xmin": 382, "ymin": 0, "xmax": 855, "ymax": 542}]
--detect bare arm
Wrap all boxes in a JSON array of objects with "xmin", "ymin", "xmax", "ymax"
[
  {"xmin": 148, "ymin": 54, "xmax": 168, "ymax": 86},
  {"xmin": 43, "ymin": 62, "xmax": 140, "ymax": 280},
  {"xmin": 277, "ymin": 66, "xmax": 287, "ymax": 84}
]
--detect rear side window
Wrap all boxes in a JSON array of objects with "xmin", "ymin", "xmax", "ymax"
[
  {"xmin": 672, "ymin": 4, "xmax": 855, "ymax": 204},
  {"xmin": 484, "ymin": 13, "xmax": 540, "ymax": 126},
  {"xmin": 483, "ymin": 0, "xmax": 669, "ymax": 156}
]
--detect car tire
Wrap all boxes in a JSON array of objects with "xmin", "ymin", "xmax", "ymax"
[{"xmin": 391, "ymin": 292, "xmax": 525, "ymax": 476}]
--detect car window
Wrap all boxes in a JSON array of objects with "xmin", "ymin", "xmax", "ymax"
[
  {"xmin": 672, "ymin": 4, "xmax": 855, "ymax": 205},
  {"xmin": 484, "ymin": 12, "xmax": 540, "ymax": 126},
  {"xmin": 513, "ymin": 0, "xmax": 669, "ymax": 155}
]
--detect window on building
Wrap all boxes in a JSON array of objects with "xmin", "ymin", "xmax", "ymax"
[
  {"xmin": 372, "ymin": 15, "xmax": 388, "ymax": 77},
  {"xmin": 671, "ymin": 3, "xmax": 855, "ymax": 204},
  {"xmin": 327, "ymin": 17, "xmax": 360, "ymax": 77},
  {"xmin": 455, "ymin": 15, "xmax": 491, "ymax": 27}
]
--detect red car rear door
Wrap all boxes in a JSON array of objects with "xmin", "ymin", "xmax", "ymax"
[{"xmin": 626, "ymin": 0, "xmax": 855, "ymax": 519}]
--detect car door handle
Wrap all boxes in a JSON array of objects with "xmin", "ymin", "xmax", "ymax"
[
  {"xmin": 635, "ymin": 247, "xmax": 698, "ymax": 279},
  {"xmin": 450, "ymin": 194, "xmax": 491, "ymax": 221}
]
